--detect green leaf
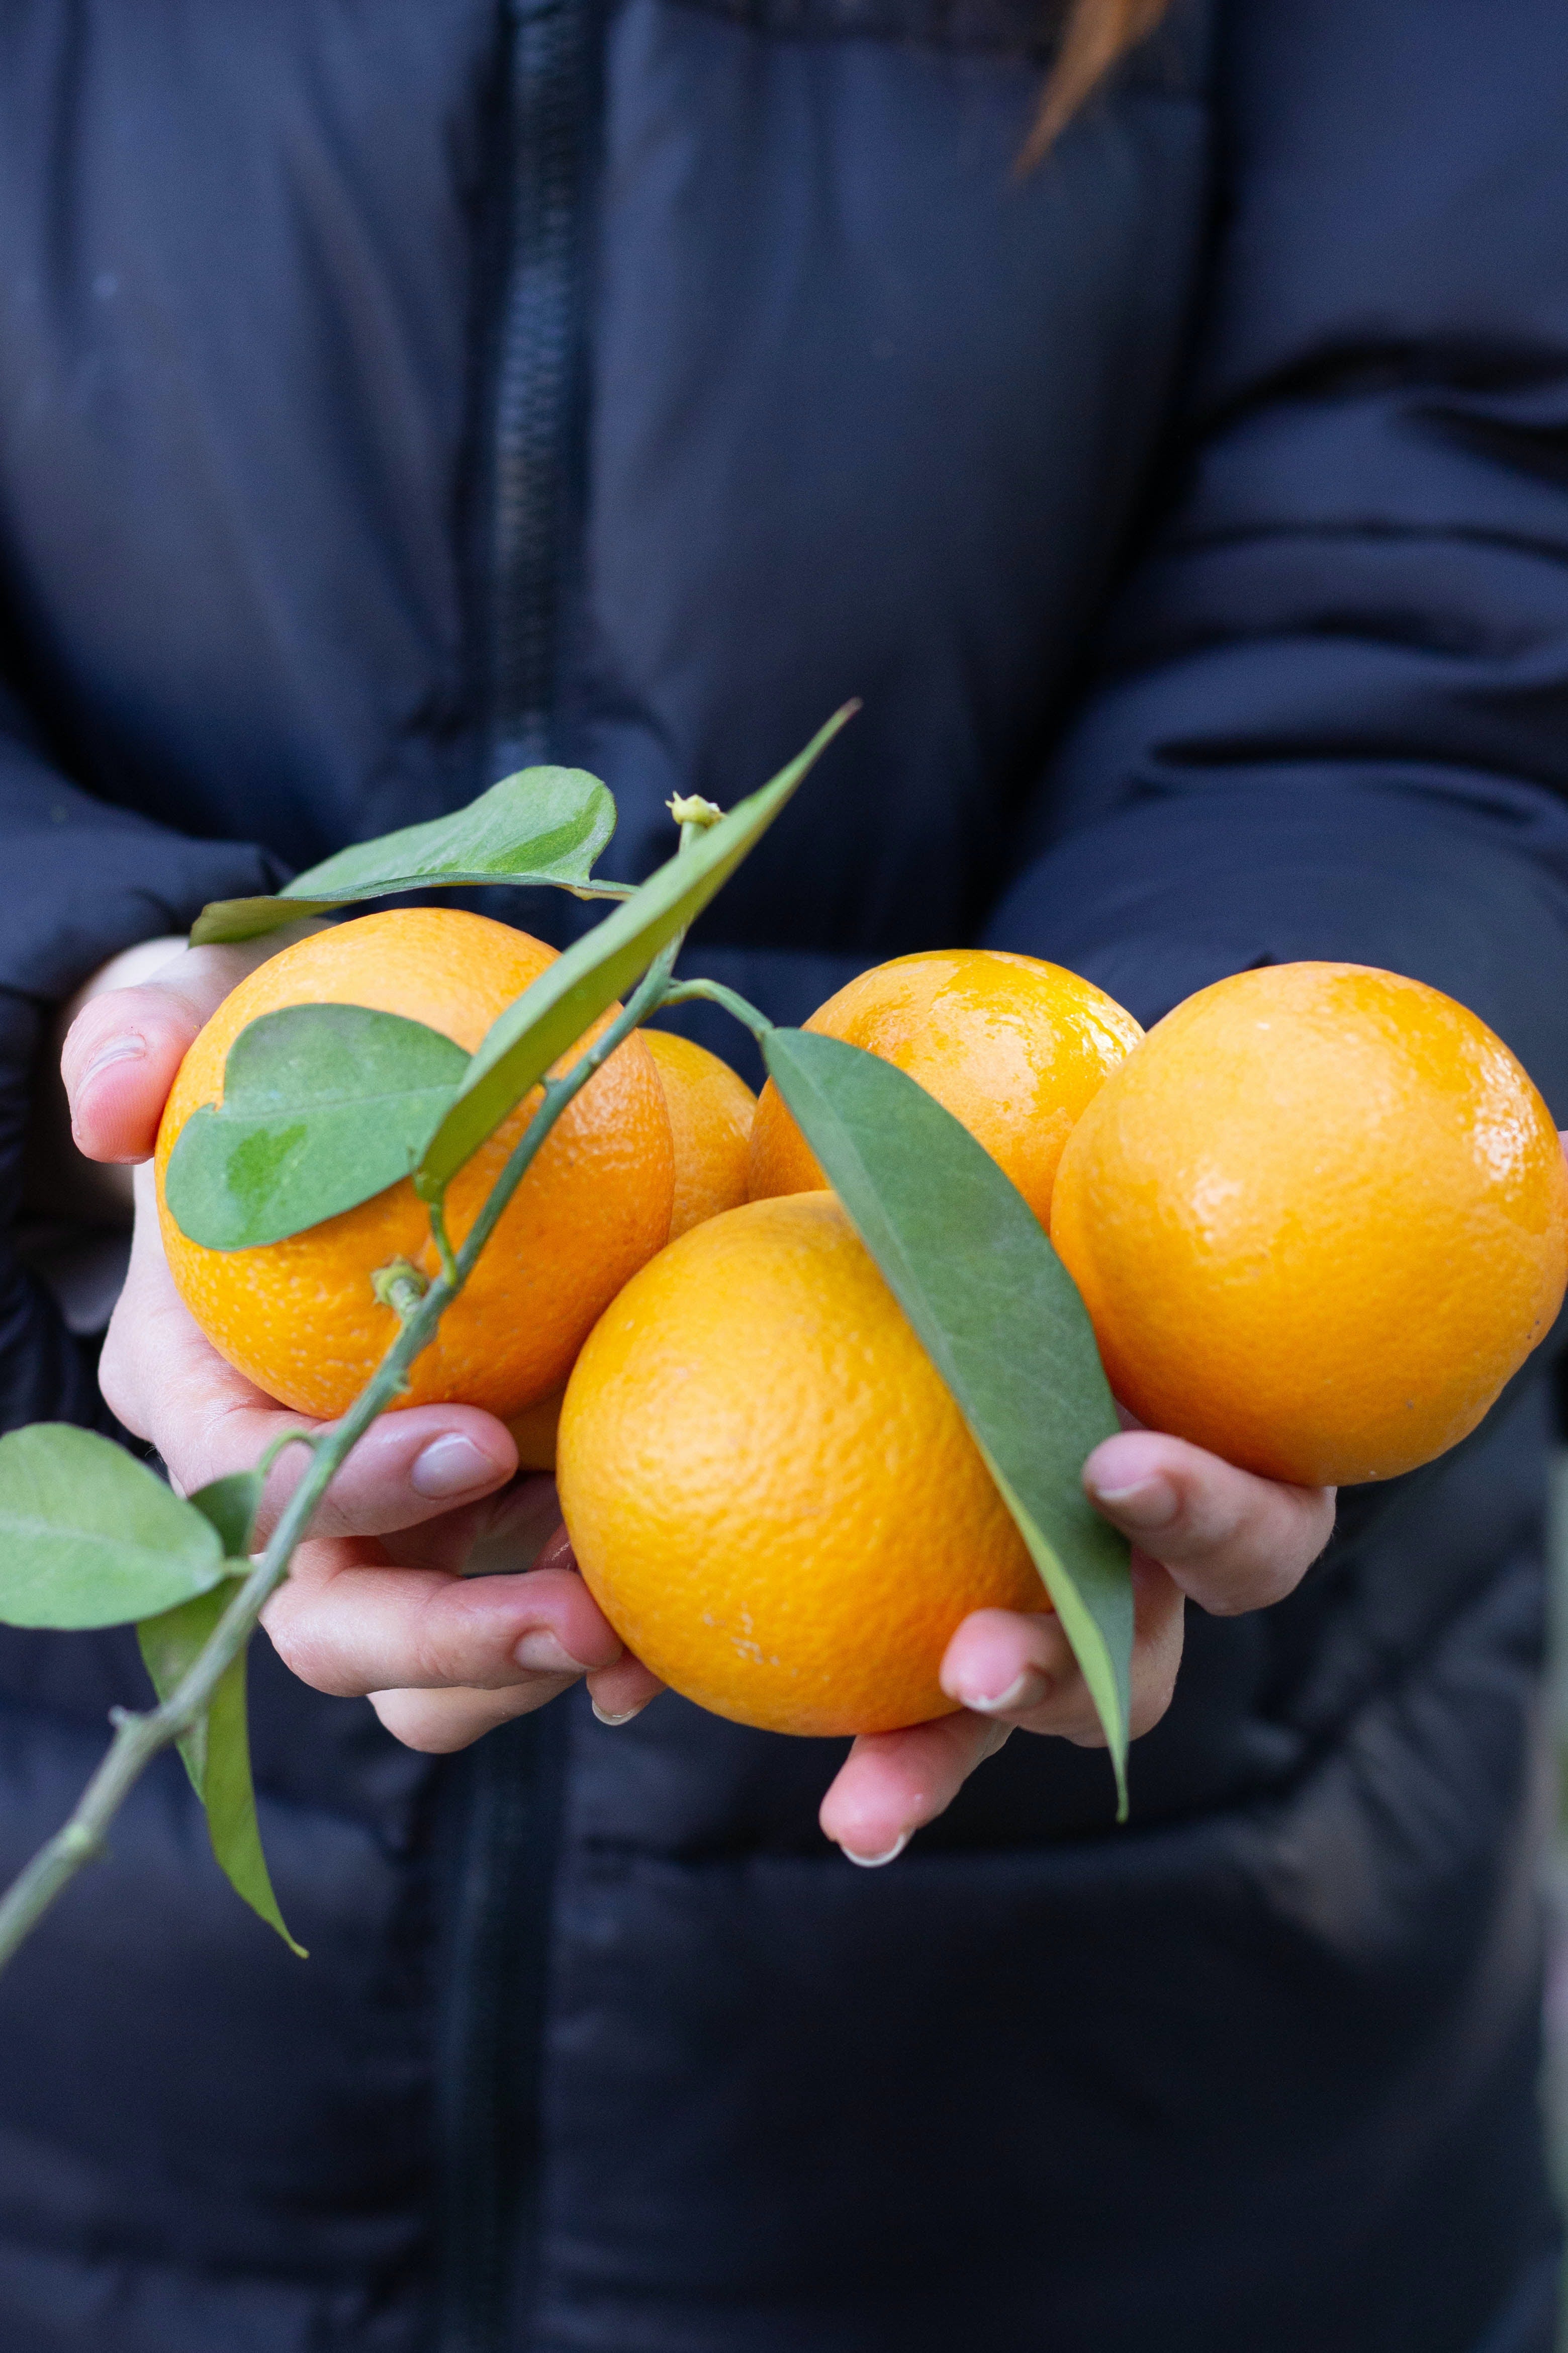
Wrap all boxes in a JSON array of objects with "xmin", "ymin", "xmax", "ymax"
[
  {"xmin": 417, "ymin": 706, "xmax": 857, "ymax": 1192},
  {"xmin": 137, "ymin": 1584, "xmax": 306, "ymax": 1956},
  {"xmin": 187, "ymin": 1471, "xmax": 263, "ymax": 1559},
  {"xmin": 163, "ymin": 1003, "xmax": 469, "ymax": 1249},
  {"xmin": 0, "ymin": 1426, "xmax": 229, "ymax": 1628},
  {"xmin": 189, "ymin": 767, "xmax": 622, "ymax": 945},
  {"xmin": 760, "ymin": 1029, "xmax": 1134, "ymax": 1817}
]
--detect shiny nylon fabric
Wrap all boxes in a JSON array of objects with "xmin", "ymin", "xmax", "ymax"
[{"xmin": 0, "ymin": 0, "xmax": 1567, "ymax": 2345}]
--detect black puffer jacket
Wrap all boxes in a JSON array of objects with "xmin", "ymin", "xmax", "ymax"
[{"xmin": 2, "ymin": 2, "xmax": 1567, "ymax": 2347}]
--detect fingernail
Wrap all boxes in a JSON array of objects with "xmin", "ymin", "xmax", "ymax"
[
  {"xmin": 80, "ymin": 1035, "xmax": 145, "ymax": 1088},
  {"xmin": 1085, "ymin": 1472, "xmax": 1179, "ymax": 1532},
  {"xmin": 410, "ymin": 1433, "xmax": 500, "ymax": 1499},
  {"xmin": 514, "ymin": 1629, "xmax": 592, "ymax": 1675},
  {"xmin": 591, "ymin": 1697, "xmax": 651, "ymax": 1727},
  {"xmin": 958, "ymin": 1667, "xmax": 1050, "ymax": 1716},
  {"xmin": 840, "ymin": 1833, "xmax": 910, "ymax": 1870}
]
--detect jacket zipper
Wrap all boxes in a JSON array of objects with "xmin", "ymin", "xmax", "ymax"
[
  {"xmin": 436, "ymin": 1708, "xmax": 569, "ymax": 2353},
  {"xmin": 439, "ymin": 0, "xmax": 595, "ymax": 2343},
  {"xmin": 487, "ymin": 0, "xmax": 596, "ymax": 782}
]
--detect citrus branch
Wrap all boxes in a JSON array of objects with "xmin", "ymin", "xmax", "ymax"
[{"xmin": 0, "ymin": 950, "xmax": 689, "ymax": 1975}]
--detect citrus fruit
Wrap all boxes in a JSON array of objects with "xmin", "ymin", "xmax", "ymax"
[
  {"xmin": 156, "ymin": 907, "xmax": 675, "ymax": 1422},
  {"xmin": 1050, "ymin": 962, "xmax": 1568, "ymax": 1488},
  {"xmin": 503, "ymin": 1033, "xmax": 759, "ymax": 1474},
  {"xmin": 642, "ymin": 1029, "xmax": 757, "ymax": 1239},
  {"xmin": 747, "ymin": 948, "xmax": 1142, "ymax": 1225},
  {"xmin": 556, "ymin": 1192, "xmax": 1044, "ymax": 1736}
]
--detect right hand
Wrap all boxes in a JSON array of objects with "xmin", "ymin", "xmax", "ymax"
[{"xmin": 62, "ymin": 935, "xmax": 660, "ymax": 1749}]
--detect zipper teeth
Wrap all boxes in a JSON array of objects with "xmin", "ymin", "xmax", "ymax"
[
  {"xmin": 437, "ymin": 1713, "xmax": 566, "ymax": 2353},
  {"xmin": 435, "ymin": 3, "xmax": 590, "ymax": 2343},
  {"xmin": 490, "ymin": 0, "xmax": 589, "ymax": 779}
]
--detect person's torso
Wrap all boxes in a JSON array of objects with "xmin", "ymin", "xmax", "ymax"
[{"xmin": 0, "ymin": 11, "xmax": 1556, "ymax": 2350}]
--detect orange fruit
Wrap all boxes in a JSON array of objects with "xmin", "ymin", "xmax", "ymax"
[
  {"xmin": 556, "ymin": 1192, "xmax": 1044, "ymax": 1736},
  {"xmin": 156, "ymin": 907, "xmax": 674, "ymax": 1422},
  {"xmin": 642, "ymin": 1030, "xmax": 757, "ymax": 1239},
  {"xmin": 1050, "ymin": 962, "xmax": 1568, "ymax": 1488},
  {"xmin": 748, "ymin": 949, "xmax": 1142, "ymax": 1225},
  {"xmin": 505, "ymin": 1033, "xmax": 759, "ymax": 1474}
]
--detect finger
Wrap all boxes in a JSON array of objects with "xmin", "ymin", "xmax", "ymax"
[
  {"xmin": 585, "ymin": 1653, "xmax": 665, "ymax": 1725},
  {"xmin": 1083, "ymin": 1428, "xmax": 1334, "ymax": 1616},
  {"xmin": 262, "ymin": 1547, "xmax": 624, "ymax": 1699},
  {"xmin": 366, "ymin": 1645, "xmax": 665, "ymax": 1754},
  {"xmin": 256, "ymin": 1406, "xmax": 518, "ymax": 1544},
  {"xmin": 818, "ymin": 1711, "xmax": 1012, "ymax": 1866},
  {"xmin": 63, "ymin": 944, "xmax": 261, "ymax": 1162},
  {"xmin": 940, "ymin": 1557, "xmax": 1185, "ymax": 1744},
  {"xmin": 524, "ymin": 1521, "xmax": 664, "ymax": 1724},
  {"xmin": 819, "ymin": 1561, "xmax": 1189, "ymax": 1864},
  {"xmin": 368, "ymin": 1683, "xmax": 568, "ymax": 1753},
  {"xmin": 64, "ymin": 921, "xmax": 327, "ymax": 1165},
  {"xmin": 372, "ymin": 1474, "xmax": 564, "ymax": 1580},
  {"xmin": 102, "ymin": 1175, "xmax": 517, "ymax": 1537}
]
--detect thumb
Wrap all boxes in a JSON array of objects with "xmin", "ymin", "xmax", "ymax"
[{"xmin": 63, "ymin": 940, "xmax": 267, "ymax": 1164}]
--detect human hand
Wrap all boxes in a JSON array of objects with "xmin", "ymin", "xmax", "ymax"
[
  {"xmin": 817, "ymin": 1427, "xmax": 1335, "ymax": 1864},
  {"xmin": 64, "ymin": 936, "xmax": 660, "ymax": 1748},
  {"xmin": 818, "ymin": 1128, "xmax": 1568, "ymax": 1856}
]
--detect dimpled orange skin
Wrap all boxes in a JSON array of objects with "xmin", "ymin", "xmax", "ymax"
[
  {"xmin": 155, "ymin": 908, "xmax": 674, "ymax": 1422},
  {"xmin": 747, "ymin": 949, "xmax": 1143, "ymax": 1226},
  {"xmin": 641, "ymin": 1030, "xmax": 757, "ymax": 1239},
  {"xmin": 1049, "ymin": 962, "xmax": 1568, "ymax": 1489},
  {"xmin": 557, "ymin": 1192, "xmax": 1045, "ymax": 1738}
]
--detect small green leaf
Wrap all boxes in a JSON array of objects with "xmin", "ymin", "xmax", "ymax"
[
  {"xmin": 187, "ymin": 1471, "xmax": 263, "ymax": 1559},
  {"xmin": 163, "ymin": 1003, "xmax": 469, "ymax": 1249},
  {"xmin": 138, "ymin": 1585, "xmax": 306, "ymax": 1955},
  {"xmin": 0, "ymin": 1426, "xmax": 229, "ymax": 1628},
  {"xmin": 190, "ymin": 767, "xmax": 621, "ymax": 945},
  {"xmin": 418, "ymin": 706, "xmax": 857, "ymax": 1192},
  {"xmin": 761, "ymin": 1029, "xmax": 1134, "ymax": 1817}
]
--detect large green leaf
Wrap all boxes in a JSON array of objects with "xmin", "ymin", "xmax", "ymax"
[
  {"xmin": 761, "ymin": 1029, "xmax": 1134, "ymax": 1817},
  {"xmin": 0, "ymin": 1426, "xmax": 229, "ymax": 1628},
  {"xmin": 190, "ymin": 767, "xmax": 621, "ymax": 945},
  {"xmin": 163, "ymin": 1003, "xmax": 469, "ymax": 1249},
  {"xmin": 418, "ymin": 707, "xmax": 856, "ymax": 1191},
  {"xmin": 138, "ymin": 1583, "xmax": 306, "ymax": 1956}
]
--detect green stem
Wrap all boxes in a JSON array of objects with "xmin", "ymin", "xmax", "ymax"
[
  {"xmin": 0, "ymin": 1300, "xmax": 431, "ymax": 1972},
  {"xmin": 658, "ymin": 975, "xmax": 776, "ymax": 1042},
  {"xmin": 427, "ymin": 1198, "xmax": 459, "ymax": 1289},
  {"xmin": 0, "ymin": 953, "xmax": 680, "ymax": 1977},
  {"xmin": 452, "ymin": 946, "xmax": 679, "ymax": 1284},
  {"xmin": 255, "ymin": 1427, "xmax": 319, "ymax": 1481}
]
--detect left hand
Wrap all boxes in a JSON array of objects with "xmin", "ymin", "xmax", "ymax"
[{"xmin": 817, "ymin": 1427, "xmax": 1335, "ymax": 1864}]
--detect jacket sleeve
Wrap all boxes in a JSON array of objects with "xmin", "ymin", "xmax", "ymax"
[
  {"xmin": 0, "ymin": 680, "xmax": 286, "ymax": 1431},
  {"xmin": 986, "ymin": 0, "xmax": 1568, "ymax": 1124}
]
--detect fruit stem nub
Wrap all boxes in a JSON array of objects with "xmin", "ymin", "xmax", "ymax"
[{"xmin": 371, "ymin": 1256, "xmax": 431, "ymax": 1322}]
